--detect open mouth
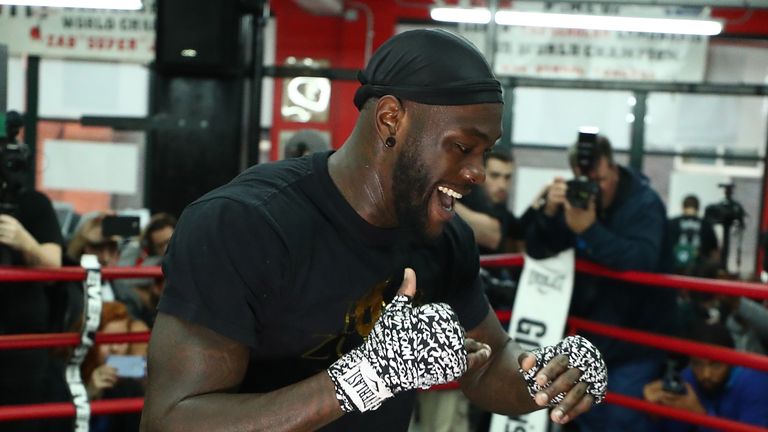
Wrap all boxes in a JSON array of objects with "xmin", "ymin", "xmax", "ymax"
[{"xmin": 437, "ymin": 185, "xmax": 463, "ymax": 213}]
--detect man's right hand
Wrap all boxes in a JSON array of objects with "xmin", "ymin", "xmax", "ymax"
[
  {"xmin": 543, "ymin": 177, "xmax": 568, "ymax": 217},
  {"xmin": 327, "ymin": 268, "xmax": 467, "ymax": 413}
]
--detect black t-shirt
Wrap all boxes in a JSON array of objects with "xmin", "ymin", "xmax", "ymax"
[
  {"xmin": 0, "ymin": 190, "xmax": 64, "ymax": 394},
  {"xmin": 668, "ymin": 215, "xmax": 718, "ymax": 272},
  {"xmin": 159, "ymin": 151, "xmax": 489, "ymax": 431}
]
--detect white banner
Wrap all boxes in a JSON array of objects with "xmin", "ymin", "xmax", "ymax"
[
  {"xmin": 493, "ymin": 26, "xmax": 707, "ymax": 82},
  {"xmin": 490, "ymin": 249, "xmax": 575, "ymax": 432},
  {"xmin": 492, "ymin": 2, "xmax": 709, "ymax": 82},
  {"xmin": 0, "ymin": 2, "xmax": 155, "ymax": 62}
]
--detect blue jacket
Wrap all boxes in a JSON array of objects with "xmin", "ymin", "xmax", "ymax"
[
  {"xmin": 659, "ymin": 366, "xmax": 768, "ymax": 431},
  {"xmin": 526, "ymin": 166, "xmax": 679, "ymax": 365}
]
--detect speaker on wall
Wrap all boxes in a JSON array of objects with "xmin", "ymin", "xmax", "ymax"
[{"xmin": 155, "ymin": 0, "xmax": 241, "ymax": 76}]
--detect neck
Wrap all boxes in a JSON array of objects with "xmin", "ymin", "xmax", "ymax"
[{"xmin": 328, "ymin": 127, "xmax": 398, "ymax": 228}]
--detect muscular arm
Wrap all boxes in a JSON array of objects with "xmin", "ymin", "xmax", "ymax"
[
  {"xmin": 140, "ymin": 313, "xmax": 343, "ymax": 432},
  {"xmin": 455, "ymin": 202, "xmax": 502, "ymax": 251},
  {"xmin": 459, "ymin": 307, "xmax": 540, "ymax": 415},
  {"xmin": 460, "ymin": 307, "xmax": 594, "ymax": 423}
]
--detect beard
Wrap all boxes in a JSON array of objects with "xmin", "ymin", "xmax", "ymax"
[{"xmin": 391, "ymin": 142, "xmax": 433, "ymax": 242}]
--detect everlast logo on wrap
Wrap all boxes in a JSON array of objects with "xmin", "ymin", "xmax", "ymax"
[
  {"xmin": 338, "ymin": 357, "xmax": 393, "ymax": 412},
  {"xmin": 528, "ymin": 268, "xmax": 566, "ymax": 295}
]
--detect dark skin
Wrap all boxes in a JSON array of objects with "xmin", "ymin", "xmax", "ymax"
[{"xmin": 140, "ymin": 96, "xmax": 594, "ymax": 431}]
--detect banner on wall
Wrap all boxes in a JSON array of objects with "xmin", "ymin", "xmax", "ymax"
[
  {"xmin": 0, "ymin": 2, "xmax": 155, "ymax": 63},
  {"xmin": 493, "ymin": 2, "xmax": 709, "ymax": 82}
]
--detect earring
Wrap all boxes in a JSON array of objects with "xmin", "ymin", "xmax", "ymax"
[{"xmin": 385, "ymin": 136, "xmax": 396, "ymax": 148}]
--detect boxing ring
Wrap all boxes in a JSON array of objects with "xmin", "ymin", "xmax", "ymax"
[{"xmin": 0, "ymin": 255, "xmax": 767, "ymax": 431}]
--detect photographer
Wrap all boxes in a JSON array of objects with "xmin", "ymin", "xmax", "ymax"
[
  {"xmin": 526, "ymin": 131, "xmax": 678, "ymax": 432},
  {"xmin": 643, "ymin": 321, "xmax": 768, "ymax": 431},
  {"xmin": 0, "ymin": 110, "xmax": 65, "ymax": 430}
]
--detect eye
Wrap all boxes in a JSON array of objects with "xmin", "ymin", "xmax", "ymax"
[{"xmin": 455, "ymin": 142, "xmax": 471, "ymax": 154}]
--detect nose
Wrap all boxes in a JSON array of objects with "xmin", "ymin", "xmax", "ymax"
[{"xmin": 461, "ymin": 162, "xmax": 485, "ymax": 185}]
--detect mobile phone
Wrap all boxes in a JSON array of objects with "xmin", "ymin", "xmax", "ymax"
[
  {"xmin": 106, "ymin": 355, "xmax": 146, "ymax": 378},
  {"xmin": 102, "ymin": 215, "xmax": 141, "ymax": 238}
]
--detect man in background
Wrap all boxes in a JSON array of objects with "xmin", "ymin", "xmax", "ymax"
[
  {"xmin": 643, "ymin": 321, "xmax": 768, "ymax": 430},
  {"xmin": 668, "ymin": 194, "xmax": 719, "ymax": 274},
  {"xmin": 526, "ymin": 132, "xmax": 677, "ymax": 432}
]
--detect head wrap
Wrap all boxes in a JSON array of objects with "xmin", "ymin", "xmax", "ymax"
[{"xmin": 354, "ymin": 29, "xmax": 502, "ymax": 110}]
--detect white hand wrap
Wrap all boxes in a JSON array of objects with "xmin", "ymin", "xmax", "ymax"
[
  {"xmin": 520, "ymin": 335, "xmax": 607, "ymax": 405},
  {"xmin": 327, "ymin": 295, "xmax": 467, "ymax": 412}
]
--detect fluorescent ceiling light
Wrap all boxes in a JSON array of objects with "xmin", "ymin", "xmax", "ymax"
[
  {"xmin": 431, "ymin": 7, "xmax": 492, "ymax": 24},
  {"xmin": 430, "ymin": 7, "xmax": 723, "ymax": 36},
  {"xmin": 0, "ymin": 0, "xmax": 142, "ymax": 10},
  {"xmin": 495, "ymin": 10, "xmax": 722, "ymax": 36}
]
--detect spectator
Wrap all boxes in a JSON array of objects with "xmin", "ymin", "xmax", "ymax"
[
  {"xmin": 525, "ymin": 132, "xmax": 678, "ymax": 432},
  {"xmin": 0, "ymin": 110, "xmax": 65, "ymax": 431},
  {"xmin": 67, "ymin": 213, "xmax": 129, "ymax": 303},
  {"xmin": 140, "ymin": 212, "xmax": 176, "ymax": 260},
  {"xmin": 82, "ymin": 301, "xmax": 149, "ymax": 432},
  {"xmin": 456, "ymin": 148, "xmax": 524, "ymax": 254},
  {"xmin": 643, "ymin": 321, "xmax": 768, "ymax": 430},
  {"xmin": 669, "ymin": 194, "xmax": 719, "ymax": 274}
]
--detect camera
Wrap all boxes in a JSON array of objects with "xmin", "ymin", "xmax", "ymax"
[
  {"xmin": 566, "ymin": 128, "xmax": 600, "ymax": 209},
  {"xmin": 102, "ymin": 215, "xmax": 141, "ymax": 238},
  {"xmin": 704, "ymin": 184, "xmax": 745, "ymax": 228},
  {"xmin": 661, "ymin": 359, "xmax": 687, "ymax": 395},
  {"xmin": 0, "ymin": 111, "xmax": 30, "ymax": 215}
]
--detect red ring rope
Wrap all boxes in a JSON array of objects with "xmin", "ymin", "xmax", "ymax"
[
  {"xmin": 480, "ymin": 254, "xmax": 768, "ymax": 299},
  {"xmin": 0, "ymin": 398, "xmax": 144, "ymax": 422}
]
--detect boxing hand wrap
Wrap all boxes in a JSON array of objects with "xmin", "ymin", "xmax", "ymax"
[
  {"xmin": 520, "ymin": 335, "xmax": 607, "ymax": 405},
  {"xmin": 327, "ymin": 295, "xmax": 467, "ymax": 412}
]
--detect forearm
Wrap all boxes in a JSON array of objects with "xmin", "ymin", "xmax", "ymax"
[
  {"xmin": 22, "ymin": 241, "xmax": 62, "ymax": 268},
  {"xmin": 455, "ymin": 203, "xmax": 502, "ymax": 250},
  {"xmin": 141, "ymin": 371, "xmax": 343, "ymax": 432},
  {"xmin": 460, "ymin": 338, "xmax": 541, "ymax": 415}
]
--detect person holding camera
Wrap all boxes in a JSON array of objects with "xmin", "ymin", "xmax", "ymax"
[
  {"xmin": 0, "ymin": 111, "xmax": 66, "ymax": 431},
  {"xmin": 643, "ymin": 321, "xmax": 768, "ymax": 430},
  {"xmin": 525, "ymin": 132, "xmax": 678, "ymax": 432}
]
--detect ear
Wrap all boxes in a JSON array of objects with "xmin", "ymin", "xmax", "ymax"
[{"xmin": 374, "ymin": 95, "xmax": 403, "ymax": 141}]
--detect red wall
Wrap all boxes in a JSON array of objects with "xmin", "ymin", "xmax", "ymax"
[{"xmin": 269, "ymin": 0, "xmax": 430, "ymax": 160}]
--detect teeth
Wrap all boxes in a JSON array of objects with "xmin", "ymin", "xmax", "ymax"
[{"xmin": 438, "ymin": 186, "xmax": 463, "ymax": 199}]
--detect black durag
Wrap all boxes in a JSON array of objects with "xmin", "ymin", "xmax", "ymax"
[{"xmin": 354, "ymin": 29, "xmax": 503, "ymax": 110}]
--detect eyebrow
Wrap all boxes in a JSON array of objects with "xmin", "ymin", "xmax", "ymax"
[{"xmin": 460, "ymin": 127, "xmax": 499, "ymax": 143}]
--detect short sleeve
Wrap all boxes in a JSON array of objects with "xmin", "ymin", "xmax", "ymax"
[
  {"xmin": 19, "ymin": 191, "xmax": 63, "ymax": 246},
  {"xmin": 158, "ymin": 197, "xmax": 287, "ymax": 348}
]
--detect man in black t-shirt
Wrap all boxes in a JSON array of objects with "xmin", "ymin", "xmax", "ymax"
[
  {"xmin": 0, "ymin": 111, "xmax": 65, "ymax": 430},
  {"xmin": 141, "ymin": 30, "xmax": 606, "ymax": 432},
  {"xmin": 0, "ymin": 190, "xmax": 64, "ymax": 431},
  {"xmin": 668, "ymin": 194, "xmax": 719, "ymax": 274}
]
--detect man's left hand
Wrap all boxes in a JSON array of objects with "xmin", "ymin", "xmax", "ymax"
[
  {"xmin": 564, "ymin": 198, "xmax": 596, "ymax": 234},
  {"xmin": 519, "ymin": 335, "xmax": 607, "ymax": 424}
]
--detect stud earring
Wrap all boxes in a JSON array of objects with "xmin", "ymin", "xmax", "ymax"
[{"xmin": 385, "ymin": 136, "xmax": 396, "ymax": 148}]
